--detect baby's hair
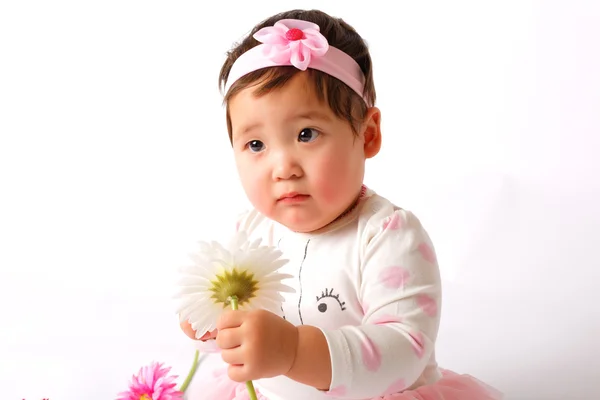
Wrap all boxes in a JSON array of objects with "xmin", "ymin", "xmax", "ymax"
[{"xmin": 218, "ymin": 9, "xmax": 377, "ymax": 140}]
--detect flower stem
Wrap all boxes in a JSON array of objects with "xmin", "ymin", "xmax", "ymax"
[
  {"xmin": 179, "ymin": 349, "xmax": 200, "ymax": 393},
  {"xmin": 229, "ymin": 295, "xmax": 259, "ymax": 400}
]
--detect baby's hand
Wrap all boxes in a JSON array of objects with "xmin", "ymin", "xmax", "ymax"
[
  {"xmin": 179, "ymin": 319, "xmax": 218, "ymax": 341},
  {"xmin": 216, "ymin": 309, "xmax": 299, "ymax": 382}
]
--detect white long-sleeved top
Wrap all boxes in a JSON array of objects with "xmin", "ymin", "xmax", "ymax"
[{"xmin": 234, "ymin": 187, "xmax": 443, "ymax": 400}]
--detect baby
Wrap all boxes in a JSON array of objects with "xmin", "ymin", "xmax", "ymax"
[{"xmin": 180, "ymin": 8, "xmax": 502, "ymax": 400}]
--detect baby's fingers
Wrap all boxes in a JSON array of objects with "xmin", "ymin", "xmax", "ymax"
[
  {"xmin": 216, "ymin": 309, "xmax": 246, "ymax": 330},
  {"xmin": 216, "ymin": 327, "xmax": 242, "ymax": 349},
  {"xmin": 221, "ymin": 346, "xmax": 245, "ymax": 368},
  {"xmin": 179, "ymin": 320, "xmax": 197, "ymax": 340},
  {"xmin": 199, "ymin": 329, "xmax": 218, "ymax": 341},
  {"xmin": 227, "ymin": 363, "xmax": 252, "ymax": 383}
]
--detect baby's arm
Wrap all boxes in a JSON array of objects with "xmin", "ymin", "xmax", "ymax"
[
  {"xmin": 295, "ymin": 209, "xmax": 441, "ymax": 398},
  {"xmin": 283, "ymin": 325, "xmax": 332, "ymax": 390}
]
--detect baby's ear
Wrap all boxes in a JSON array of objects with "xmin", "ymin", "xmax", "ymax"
[{"xmin": 362, "ymin": 107, "xmax": 382, "ymax": 158}]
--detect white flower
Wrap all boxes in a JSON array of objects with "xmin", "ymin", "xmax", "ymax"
[{"xmin": 175, "ymin": 231, "xmax": 294, "ymax": 339}]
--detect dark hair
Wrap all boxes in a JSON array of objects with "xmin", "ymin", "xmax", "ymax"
[{"xmin": 218, "ymin": 9, "xmax": 376, "ymax": 140}]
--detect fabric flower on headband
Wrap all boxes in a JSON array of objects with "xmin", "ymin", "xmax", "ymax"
[
  {"xmin": 253, "ymin": 19, "xmax": 329, "ymax": 71},
  {"xmin": 224, "ymin": 18, "xmax": 367, "ymax": 102}
]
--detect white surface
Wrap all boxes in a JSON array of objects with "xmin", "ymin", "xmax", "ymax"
[{"xmin": 1, "ymin": 1, "xmax": 598, "ymax": 399}]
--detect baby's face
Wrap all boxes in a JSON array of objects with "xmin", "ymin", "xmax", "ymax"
[{"xmin": 229, "ymin": 72, "xmax": 369, "ymax": 233}]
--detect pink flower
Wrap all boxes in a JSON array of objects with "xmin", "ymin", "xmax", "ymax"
[
  {"xmin": 117, "ymin": 362, "xmax": 183, "ymax": 400},
  {"xmin": 253, "ymin": 19, "xmax": 329, "ymax": 70}
]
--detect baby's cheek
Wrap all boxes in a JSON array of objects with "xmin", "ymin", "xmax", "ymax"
[
  {"xmin": 313, "ymin": 155, "xmax": 361, "ymax": 204},
  {"xmin": 313, "ymin": 161, "xmax": 345, "ymax": 201},
  {"xmin": 249, "ymin": 187, "xmax": 273, "ymax": 215},
  {"xmin": 239, "ymin": 169, "xmax": 270, "ymax": 213}
]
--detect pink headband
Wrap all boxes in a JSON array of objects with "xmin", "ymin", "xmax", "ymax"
[{"xmin": 224, "ymin": 19, "xmax": 369, "ymax": 105}]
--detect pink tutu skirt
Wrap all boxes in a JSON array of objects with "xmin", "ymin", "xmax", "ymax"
[{"xmin": 199, "ymin": 367, "xmax": 503, "ymax": 400}]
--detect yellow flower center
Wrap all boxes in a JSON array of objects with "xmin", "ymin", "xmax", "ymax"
[
  {"xmin": 140, "ymin": 395, "xmax": 152, "ymax": 400},
  {"xmin": 209, "ymin": 268, "xmax": 258, "ymax": 307}
]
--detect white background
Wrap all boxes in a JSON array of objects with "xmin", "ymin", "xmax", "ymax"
[{"xmin": 1, "ymin": 1, "xmax": 599, "ymax": 399}]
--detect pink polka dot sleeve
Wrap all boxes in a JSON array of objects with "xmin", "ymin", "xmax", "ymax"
[{"xmin": 320, "ymin": 210, "xmax": 441, "ymax": 398}]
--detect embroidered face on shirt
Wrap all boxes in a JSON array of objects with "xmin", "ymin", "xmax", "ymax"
[{"xmin": 316, "ymin": 287, "xmax": 347, "ymax": 314}]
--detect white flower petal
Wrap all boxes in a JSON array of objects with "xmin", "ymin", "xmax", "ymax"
[
  {"xmin": 179, "ymin": 292, "xmax": 214, "ymax": 303},
  {"xmin": 257, "ymin": 296, "xmax": 285, "ymax": 314},
  {"xmin": 260, "ymin": 281, "xmax": 295, "ymax": 293},
  {"xmin": 253, "ymin": 252, "xmax": 285, "ymax": 268},
  {"xmin": 243, "ymin": 297, "xmax": 272, "ymax": 312},
  {"xmin": 247, "ymin": 238, "xmax": 262, "ymax": 249},
  {"xmin": 261, "ymin": 278, "xmax": 296, "ymax": 287},
  {"xmin": 257, "ymin": 288, "xmax": 285, "ymax": 299},
  {"xmin": 176, "ymin": 285, "xmax": 212, "ymax": 295},
  {"xmin": 176, "ymin": 274, "xmax": 210, "ymax": 284},
  {"xmin": 258, "ymin": 272, "xmax": 294, "ymax": 284},
  {"xmin": 180, "ymin": 302, "xmax": 219, "ymax": 325},
  {"xmin": 176, "ymin": 295, "xmax": 215, "ymax": 315},
  {"xmin": 188, "ymin": 252, "xmax": 210, "ymax": 265}
]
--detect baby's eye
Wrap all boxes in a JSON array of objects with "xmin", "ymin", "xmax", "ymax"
[
  {"xmin": 246, "ymin": 140, "xmax": 265, "ymax": 153},
  {"xmin": 298, "ymin": 128, "xmax": 320, "ymax": 143}
]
